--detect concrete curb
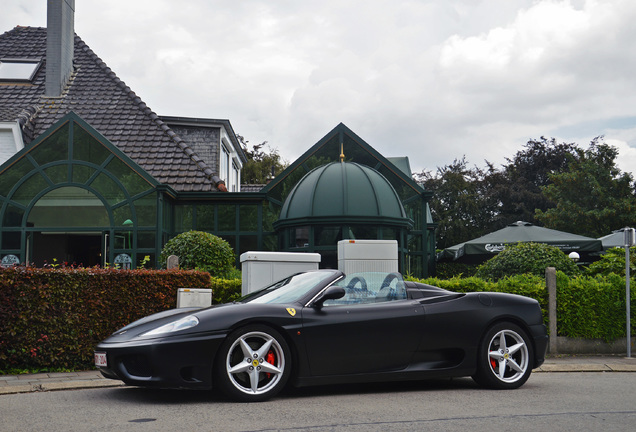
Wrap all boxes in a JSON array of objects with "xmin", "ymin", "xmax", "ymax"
[
  {"xmin": 535, "ymin": 363, "xmax": 636, "ymax": 372},
  {"xmin": 0, "ymin": 371, "xmax": 124, "ymax": 395}
]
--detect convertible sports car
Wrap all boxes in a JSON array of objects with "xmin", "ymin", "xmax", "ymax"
[{"xmin": 95, "ymin": 270, "xmax": 548, "ymax": 402}]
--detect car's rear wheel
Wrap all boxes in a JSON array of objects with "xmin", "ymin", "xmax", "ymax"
[
  {"xmin": 215, "ymin": 325, "xmax": 291, "ymax": 402},
  {"xmin": 472, "ymin": 322, "xmax": 533, "ymax": 389}
]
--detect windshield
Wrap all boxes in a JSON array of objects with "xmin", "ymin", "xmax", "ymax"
[
  {"xmin": 324, "ymin": 272, "xmax": 407, "ymax": 305},
  {"xmin": 241, "ymin": 271, "xmax": 341, "ymax": 304}
]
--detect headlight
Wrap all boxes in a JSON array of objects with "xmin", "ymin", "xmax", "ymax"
[{"xmin": 142, "ymin": 315, "xmax": 199, "ymax": 336}]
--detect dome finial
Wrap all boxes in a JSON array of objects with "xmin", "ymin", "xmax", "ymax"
[{"xmin": 339, "ymin": 141, "xmax": 345, "ymax": 162}]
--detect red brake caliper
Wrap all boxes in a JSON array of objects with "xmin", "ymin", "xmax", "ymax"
[
  {"xmin": 490, "ymin": 356, "xmax": 498, "ymax": 371},
  {"xmin": 266, "ymin": 350, "xmax": 276, "ymax": 379}
]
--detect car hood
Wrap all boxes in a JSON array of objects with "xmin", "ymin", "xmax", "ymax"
[{"xmin": 100, "ymin": 301, "xmax": 302, "ymax": 343}]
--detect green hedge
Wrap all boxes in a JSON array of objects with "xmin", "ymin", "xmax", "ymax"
[
  {"xmin": 555, "ymin": 272, "xmax": 634, "ymax": 341},
  {"xmin": 2, "ymin": 266, "xmax": 634, "ymax": 372},
  {"xmin": 412, "ymin": 274, "xmax": 549, "ymax": 324},
  {"xmin": 210, "ymin": 277, "xmax": 242, "ymax": 304},
  {"xmin": 0, "ymin": 267, "xmax": 211, "ymax": 372},
  {"xmin": 412, "ymin": 272, "xmax": 635, "ymax": 341}
]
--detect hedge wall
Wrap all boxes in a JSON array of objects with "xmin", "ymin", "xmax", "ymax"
[
  {"xmin": 0, "ymin": 267, "xmax": 211, "ymax": 372},
  {"xmin": 2, "ymin": 267, "xmax": 634, "ymax": 372},
  {"xmin": 412, "ymin": 274, "xmax": 549, "ymax": 324},
  {"xmin": 555, "ymin": 272, "xmax": 634, "ymax": 342},
  {"xmin": 412, "ymin": 273, "xmax": 636, "ymax": 342}
]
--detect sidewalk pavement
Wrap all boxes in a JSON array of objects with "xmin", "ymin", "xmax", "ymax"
[{"xmin": 1, "ymin": 355, "xmax": 635, "ymax": 395}]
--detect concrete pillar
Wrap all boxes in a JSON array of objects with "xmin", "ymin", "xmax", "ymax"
[{"xmin": 546, "ymin": 267, "xmax": 557, "ymax": 354}]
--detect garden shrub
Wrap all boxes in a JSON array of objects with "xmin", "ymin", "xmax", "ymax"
[
  {"xmin": 159, "ymin": 231, "xmax": 235, "ymax": 278},
  {"xmin": 475, "ymin": 242, "xmax": 579, "ymax": 281},
  {"xmin": 585, "ymin": 247, "xmax": 635, "ymax": 276}
]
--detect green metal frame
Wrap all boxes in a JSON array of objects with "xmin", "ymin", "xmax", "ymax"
[
  {"xmin": 0, "ymin": 118, "xmax": 436, "ymax": 277},
  {"xmin": 0, "ymin": 112, "xmax": 161, "ymax": 268}
]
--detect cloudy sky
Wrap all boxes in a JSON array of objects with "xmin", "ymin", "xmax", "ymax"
[{"xmin": 3, "ymin": 0, "xmax": 636, "ymax": 176}]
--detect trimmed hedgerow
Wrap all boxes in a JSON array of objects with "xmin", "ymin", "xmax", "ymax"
[
  {"xmin": 555, "ymin": 272, "xmax": 634, "ymax": 342},
  {"xmin": 434, "ymin": 261, "xmax": 479, "ymax": 278},
  {"xmin": 411, "ymin": 271, "xmax": 635, "ymax": 342},
  {"xmin": 411, "ymin": 274, "xmax": 548, "ymax": 325},
  {"xmin": 0, "ymin": 267, "xmax": 211, "ymax": 371},
  {"xmin": 210, "ymin": 277, "xmax": 242, "ymax": 304}
]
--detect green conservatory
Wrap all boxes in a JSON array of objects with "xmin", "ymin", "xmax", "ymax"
[{"xmin": 0, "ymin": 115, "xmax": 436, "ymax": 277}]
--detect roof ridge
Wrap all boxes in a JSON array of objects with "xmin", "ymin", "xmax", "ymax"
[{"xmin": 73, "ymin": 35, "xmax": 221, "ymax": 187}]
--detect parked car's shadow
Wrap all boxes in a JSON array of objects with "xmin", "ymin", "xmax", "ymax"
[
  {"xmin": 97, "ymin": 377, "xmax": 478, "ymax": 404},
  {"xmin": 284, "ymin": 377, "xmax": 479, "ymax": 399}
]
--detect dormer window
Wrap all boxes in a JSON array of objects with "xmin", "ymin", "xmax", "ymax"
[{"xmin": 0, "ymin": 58, "xmax": 41, "ymax": 82}]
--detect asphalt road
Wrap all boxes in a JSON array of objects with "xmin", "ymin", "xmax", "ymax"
[{"xmin": 2, "ymin": 372, "xmax": 635, "ymax": 432}]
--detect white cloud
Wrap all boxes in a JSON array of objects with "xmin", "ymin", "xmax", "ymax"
[{"xmin": 1, "ymin": 0, "xmax": 636, "ymax": 176}]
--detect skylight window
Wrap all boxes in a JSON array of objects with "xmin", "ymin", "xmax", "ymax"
[{"xmin": 0, "ymin": 59, "xmax": 41, "ymax": 81}]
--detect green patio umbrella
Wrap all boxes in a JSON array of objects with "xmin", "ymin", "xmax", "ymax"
[
  {"xmin": 598, "ymin": 228, "xmax": 632, "ymax": 250},
  {"xmin": 439, "ymin": 221, "xmax": 602, "ymax": 262}
]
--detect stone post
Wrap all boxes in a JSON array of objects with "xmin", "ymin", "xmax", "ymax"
[
  {"xmin": 167, "ymin": 255, "xmax": 179, "ymax": 270},
  {"xmin": 546, "ymin": 267, "xmax": 557, "ymax": 354}
]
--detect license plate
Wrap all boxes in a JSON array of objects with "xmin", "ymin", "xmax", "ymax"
[{"xmin": 94, "ymin": 352, "xmax": 107, "ymax": 367}]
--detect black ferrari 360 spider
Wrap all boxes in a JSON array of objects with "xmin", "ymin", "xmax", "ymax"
[{"xmin": 95, "ymin": 270, "xmax": 548, "ymax": 401}]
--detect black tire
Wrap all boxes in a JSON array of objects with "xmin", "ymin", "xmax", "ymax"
[
  {"xmin": 214, "ymin": 324, "xmax": 291, "ymax": 402},
  {"xmin": 472, "ymin": 322, "xmax": 534, "ymax": 389}
]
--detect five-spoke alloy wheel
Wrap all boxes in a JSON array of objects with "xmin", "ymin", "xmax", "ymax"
[
  {"xmin": 473, "ymin": 322, "xmax": 534, "ymax": 389},
  {"xmin": 215, "ymin": 325, "xmax": 291, "ymax": 402}
]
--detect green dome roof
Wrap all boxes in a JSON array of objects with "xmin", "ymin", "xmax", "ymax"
[{"xmin": 275, "ymin": 162, "xmax": 411, "ymax": 229}]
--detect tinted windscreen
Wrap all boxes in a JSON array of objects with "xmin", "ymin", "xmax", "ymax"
[{"xmin": 242, "ymin": 271, "xmax": 340, "ymax": 304}]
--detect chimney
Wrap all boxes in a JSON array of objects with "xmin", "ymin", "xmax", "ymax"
[{"xmin": 46, "ymin": 0, "xmax": 75, "ymax": 97}]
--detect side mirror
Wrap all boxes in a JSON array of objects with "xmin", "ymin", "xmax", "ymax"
[{"xmin": 313, "ymin": 286, "xmax": 345, "ymax": 308}]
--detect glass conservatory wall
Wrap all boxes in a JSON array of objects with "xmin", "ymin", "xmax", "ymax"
[{"xmin": 0, "ymin": 117, "xmax": 159, "ymax": 268}]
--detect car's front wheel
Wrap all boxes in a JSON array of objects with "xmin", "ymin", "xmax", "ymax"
[
  {"xmin": 472, "ymin": 322, "xmax": 534, "ymax": 389},
  {"xmin": 215, "ymin": 325, "xmax": 291, "ymax": 402}
]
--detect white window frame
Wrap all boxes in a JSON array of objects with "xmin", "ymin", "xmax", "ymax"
[
  {"xmin": 232, "ymin": 159, "xmax": 240, "ymax": 192},
  {"xmin": 219, "ymin": 131, "xmax": 243, "ymax": 192},
  {"xmin": 0, "ymin": 121, "xmax": 25, "ymax": 166}
]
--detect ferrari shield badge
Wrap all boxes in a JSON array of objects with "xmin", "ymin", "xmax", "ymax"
[{"xmin": 286, "ymin": 308, "xmax": 296, "ymax": 317}]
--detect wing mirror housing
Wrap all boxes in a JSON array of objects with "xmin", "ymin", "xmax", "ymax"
[{"xmin": 313, "ymin": 286, "xmax": 345, "ymax": 308}]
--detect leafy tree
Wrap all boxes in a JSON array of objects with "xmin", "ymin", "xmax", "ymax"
[
  {"xmin": 475, "ymin": 242, "xmax": 579, "ymax": 281},
  {"xmin": 489, "ymin": 137, "xmax": 579, "ymax": 225},
  {"xmin": 416, "ymin": 158, "xmax": 500, "ymax": 249},
  {"xmin": 238, "ymin": 135, "xmax": 287, "ymax": 185},
  {"xmin": 159, "ymin": 231, "xmax": 235, "ymax": 278},
  {"xmin": 535, "ymin": 138, "xmax": 636, "ymax": 237}
]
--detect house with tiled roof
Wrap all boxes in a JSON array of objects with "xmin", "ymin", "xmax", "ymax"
[
  {"xmin": 0, "ymin": 1, "xmax": 436, "ymax": 276},
  {"xmin": 0, "ymin": 18, "xmax": 243, "ymax": 191}
]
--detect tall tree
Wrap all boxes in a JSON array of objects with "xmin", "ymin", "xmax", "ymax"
[
  {"xmin": 416, "ymin": 158, "xmax": 499, "ymax": 249},
  {"xmin": 489, "ymin": 137, "xmax": 579, "ymax": 225},
  {"xmin": 535, "ymin": 138, "xmax": 636, "ymax": 237},
  {"xmin": 238, "ymin": 135, "xmax": 287, "ymax": 185}
]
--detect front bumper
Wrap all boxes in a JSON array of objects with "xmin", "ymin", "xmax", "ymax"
[{"xmin": 95, "ymin": 333, "xmax": 225, "ymax": 389}]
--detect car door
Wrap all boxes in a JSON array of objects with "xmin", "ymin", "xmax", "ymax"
[{"xmin": 300, "ymin": 299, "xmax": 424, "ymax": 376}]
